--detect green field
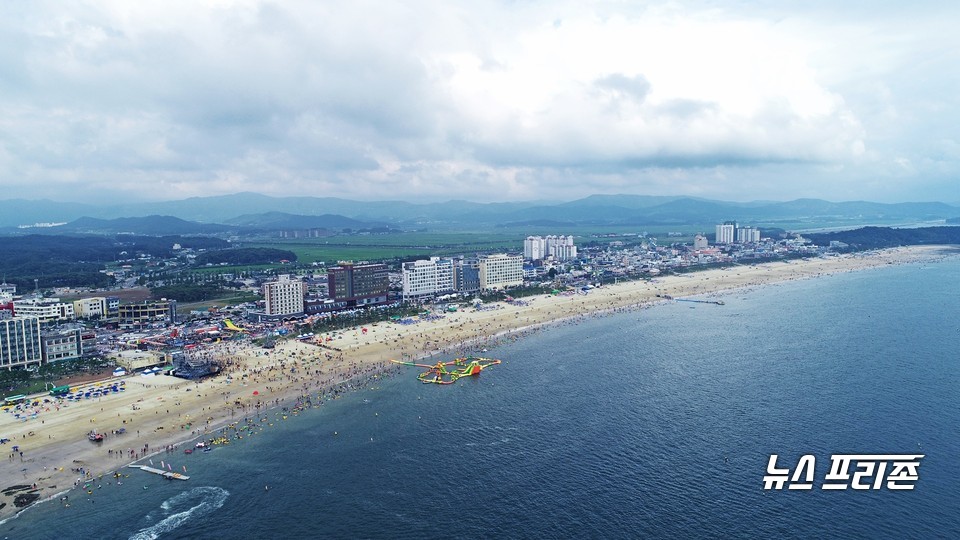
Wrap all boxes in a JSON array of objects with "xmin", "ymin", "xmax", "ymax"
[{"xmin": 243, "ymin": 231, "xmax": 525, "ymax": 264}]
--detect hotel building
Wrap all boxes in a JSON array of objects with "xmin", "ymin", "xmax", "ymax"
[
  {"xmin": 328, "ymin": 262, "xmax": 390, "ymax": 307},
  {"xmin": 0, "ymin": 316, "xmax": 43, "ymax": 370},
  {"xmin": 478, "ymin": 254, "xmax": 523, "ymax": 290},
  {"xmin": 263, "ymin": 275, "xmax": 307, "ymax": 316},
  {"xmin": 402, "ymin": 257, "xmax": 455, "ymax": 301}
]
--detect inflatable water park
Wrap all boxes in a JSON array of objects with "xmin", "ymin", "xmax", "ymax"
[{"xmin": 390, "ymin": 356, "xmax": 501, "ymax": 385}]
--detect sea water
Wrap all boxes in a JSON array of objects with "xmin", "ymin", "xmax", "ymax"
[{"xmin": 2, "ymin": 255, "xmax": 959, "ymax": 539}]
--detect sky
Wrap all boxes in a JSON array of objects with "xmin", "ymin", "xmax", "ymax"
[{"xmin": 1, "ymin": 1, "xmax": 958, "ymax": 205}]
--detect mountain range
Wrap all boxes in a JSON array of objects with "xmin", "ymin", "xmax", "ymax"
[{"xmin": 1, "ymin": 193, "xmax": 958, "ymax": 233}]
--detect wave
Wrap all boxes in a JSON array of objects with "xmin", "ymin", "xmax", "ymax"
[
  {"xmin": 0, "ymin": 487, "xmax": 73, "ymax": 528},
  {"xmin": 129, "ymin": 486, "xmax": 229, "ymax": 540}
]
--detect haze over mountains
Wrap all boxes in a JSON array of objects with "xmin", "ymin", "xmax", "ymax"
[{"xmin": 2, "ymin": 193, "xmax": 958, "ymax": 233}]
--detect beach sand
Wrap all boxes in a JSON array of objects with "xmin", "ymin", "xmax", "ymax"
[{"xmin": 0, "ymin": 245, "xmax": 953, "ymax": 521}]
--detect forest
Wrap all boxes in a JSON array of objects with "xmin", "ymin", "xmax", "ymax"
[
  {"xmin": 0, "ymin": 234, "xmax": 231, "ymax": 289},
  {"xmin": 805, "ymin": 226, "xmax": 960, "ymax": 250}
]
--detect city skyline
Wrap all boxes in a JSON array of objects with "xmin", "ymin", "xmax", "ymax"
[{"xmin": 2, "ymin": 1, "xmax": 958, "ymax": 205}]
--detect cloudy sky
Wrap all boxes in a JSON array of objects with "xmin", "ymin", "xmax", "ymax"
[{"xmin": 2, "ymin": 1, "xmax": 958, "ymax": 204}]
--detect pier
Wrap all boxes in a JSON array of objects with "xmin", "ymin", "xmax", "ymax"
[
  {"xmin": 675, "ymin": 298, "xmax": 725, "ymax": 305},
  {"xmin": 656, "ymin": 294, "xmax": 724, "ymax": 305},
  {"xmin": 128, "ymin": 464, "xmax": 190, "ymax": 480}
]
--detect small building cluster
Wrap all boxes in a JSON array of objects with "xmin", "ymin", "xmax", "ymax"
[
  {"xmin": 0, "ymin": 282, "xmax": 176, "ymax": 371},
  {"xmin": 1, "ymin": 294, "xmax": 174, "ymax": 330}
]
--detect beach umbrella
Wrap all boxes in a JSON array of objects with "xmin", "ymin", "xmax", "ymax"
[{"xmin": 253, "ymin": 390, "xmax": 259, "ymax": 395}]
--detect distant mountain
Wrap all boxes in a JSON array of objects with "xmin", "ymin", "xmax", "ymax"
[
  {"xmin": 755, "ymin": 199, "xmax": 959, "ymax": 219},
  {"xmin": 559, "ymin": 194, "xmax": 689, "ymax": 209},
  {"xmin": 104, "ymin": 193, "xmax": 544, "ymax": 224},
  {"xmin": 0, "ymin": 193, "xmax": 957, "ymax": 231},
  {"xmin": 56, "ymin": 215, "xmax": 233, "ymax": 235}
]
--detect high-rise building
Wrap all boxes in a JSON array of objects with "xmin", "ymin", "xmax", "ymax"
[
  {"xmin": 402, "ymin": 257, "xmax": 455, "ymax": 300},
  {"xmin": 525, "ymin": 235, "xmax": 577, "ymax": 261},
  {"xmin": 478, "ymin": 254, "xmax": 523, "ymax": 290},
  {"xmin": 454, "ymin": 257, "xmax": 480, "ymax": 294},
  {"xmin": 715, "ymin": 223, "xmax": 736, "ymax": 244},
  {"xmin": 546, "ymin": 235, "xmax": 578, "ymax": 261},
  {"xmin": 328, "ymin": 262, "xmax": 390, "ymax": 307},
  {"xmin": 737, "ymin": 226, "xmax": 761, "ymax": 243},
  {"xmin": 524, "ymin": 236, "xmax": 546, "ymax": 260},
  {"xmin": 263, "ymin": 275, "xmax": 306, "ymax": 316},
  {"xmin": 0, "ymin": 316, "xmax": 42, "ymax": 370},
  {"xmin": 693, "ymin": 234, "xmax": 709, "ymax": 250}
]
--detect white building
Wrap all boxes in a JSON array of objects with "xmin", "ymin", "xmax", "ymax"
[
  {"xmin": 73, "ymin": 297, "xmax": 107, "ymax": 319},
  {"xmin": 525, "ymin": 235, "xmax": 577, "ymax": 261},
  {"xmin": 402, "ymin": 257, "xmax": 455, "ymax": 300},
  {"xmin": 524, "ymin": 236, "xmax": 546, "ymax": 261},
  {"xmin": 12, "ymin": 298, "xmax": 74, "ymax": 323},
  {"xmin": 737, "ymin": 227, "xmax": 761, "ymax": 243},
  {"xmin": 41, "ymin": 327, "xmax": 85, "ymax": 363},
  {"xmin": 263, "ymin": 275, "xmax": 306, "ymax": 316},
  {"xmin": 478, "ymin": 254, "xmax": 523, "ymax": 290},
  {"xmin": 547, "ymin": 235, "xmax": 578, "ymax": 261},
  {"xmin": 0, "ymin": 316, "xmax": 43, "ymax": 370},
  {"xmin": 693, "ymin": 234, "xmax": 709, "ymax": 250},
  {"xmin": 715, "ymin": 224, "xmax": 735, "ymax": 244}
]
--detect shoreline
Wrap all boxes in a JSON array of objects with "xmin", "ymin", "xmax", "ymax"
[{"xmin": 1, "ymin": 245, "xmax": 957, "ymax": 523}]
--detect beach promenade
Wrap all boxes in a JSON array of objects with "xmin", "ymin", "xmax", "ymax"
[{"xmin": 0, "ymin": 245, "xmax": 951, "ymax": 521}]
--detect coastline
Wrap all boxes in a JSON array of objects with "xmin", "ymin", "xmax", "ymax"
[{"xmin": 1, "ymin": 245, "xmax": 956, "ymax": 523}]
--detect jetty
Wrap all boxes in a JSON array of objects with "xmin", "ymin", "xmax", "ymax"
[
  {"xmin": 128, "ymin": 464, "xmax": 190, "ymax": 480},
  {"xmin": 675, "ymin": 298, "xmax": 725, "ymax": 305},
  {"xmin": 656, "ymin": 294, "xmax": 724, "ymax": 305}
]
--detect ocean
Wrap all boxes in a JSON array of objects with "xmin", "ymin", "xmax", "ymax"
[{"xmin": 3, "ymin": 255, "xmax": 959, "ymax": 539}]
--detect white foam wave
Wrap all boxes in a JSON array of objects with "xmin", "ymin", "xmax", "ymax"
[
  {"xmin": 0, "ymin": 487, "xmax": 74, "ymax": 527},
  {"xmin": 129, "ymin": 486, "xmax": 229, "ymax": 540}
]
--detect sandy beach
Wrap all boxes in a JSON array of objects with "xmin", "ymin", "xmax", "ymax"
[{"xmin": 0, "ymin": 245, "xmax": 954, "ymax": 521}]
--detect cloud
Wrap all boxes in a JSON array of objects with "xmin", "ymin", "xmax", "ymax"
[
  {"xmin": 0, "ymin": 1, "xmax": 957, "ymax": 204},
  {"xmin": 594, "ymin": 73, "xmax": 651, "ymax": 103}
]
